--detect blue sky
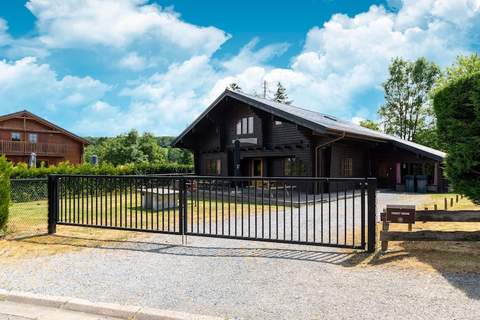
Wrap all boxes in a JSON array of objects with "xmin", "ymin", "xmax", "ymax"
[{"xmin": 0, "ymin": 0, "xmax": 478, "ymax": 137}]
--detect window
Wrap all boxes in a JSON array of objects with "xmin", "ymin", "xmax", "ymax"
[
  {"xmin": 11, "ymin": 132, "xmax": 21, "ymax": 141},
  {"xmin": 342, "ymin": 158, "xmax": 353, "ymax": 177},
  {"xmin": 274, "ymin": 120, "xmax": 283, "ymax": 126},
  {"xmin": 206, "ymin": 159, "xmax": 221, "ymax": 175},
  {"xmin": 242, "ymin": 117, "xmax": 248, "ymax": 134},
  {"xmin": 284, "ymin": 157, "xmax": 306, "ymax": 176},
  {"xmin": 248, "ymin": 116, "xmax": 254, "ymax": 134},
  {"xmin": 236, "ymin": 116, "xmax": 254, "ymax": 136},
  {"xmin": 29, "ymin": 133, "xmax": 38, "ymax": 143},
  {"xmin": 236, "ymin": 121, "xmax": 241, "ymax": 135}
]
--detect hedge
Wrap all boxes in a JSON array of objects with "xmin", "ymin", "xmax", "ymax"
[
  {"xmin": 0, "ymin": 155, "xmax": 12, "ymax": 231},
  {"xmin": 433, "ymin": 72, "xmax": 480, "ymax": 203},
  {"xmin": 10, "ymin": 161, "xmax": 193, "ymax": 179}
]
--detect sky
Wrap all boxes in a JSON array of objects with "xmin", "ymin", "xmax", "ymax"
[{"xmin": 0, "ymin": 0, "xmax": 479, "ymax": 137}]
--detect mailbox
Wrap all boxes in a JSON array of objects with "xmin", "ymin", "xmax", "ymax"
[{"xmin": 385, "ymin": 205, "xmax": 416, "ymax": 224}]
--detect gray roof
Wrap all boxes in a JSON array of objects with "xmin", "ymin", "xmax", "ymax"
[{"xmin": 172, "ymin": 89, "xmax": 445, "ymax": 161}]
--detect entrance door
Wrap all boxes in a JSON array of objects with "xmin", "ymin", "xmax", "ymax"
[
  {"xmin": 249, "ymin": 158, "xmax": 263, "ymax": 187},
  {"xmin": 249, "ymin": 158, "xmax": 263, "ymax": 177}
]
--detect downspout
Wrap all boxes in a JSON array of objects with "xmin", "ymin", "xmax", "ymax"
[{"xmin": 314, "ymin": 131, "xmax": 346, "ymax": 178}]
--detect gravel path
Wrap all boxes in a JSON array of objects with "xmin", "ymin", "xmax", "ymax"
[
  {"xmin": 1, "ymin": 192, "xmax": 478, "ymax": 320},
  {"xmin": 1, "ymin": 233, "xmax": 479, "ymax": 320}
]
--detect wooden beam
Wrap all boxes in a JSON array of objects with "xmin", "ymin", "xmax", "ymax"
[
  {"xmin": 415, "ymin": 210, "xmax": 480, "ymax": 222},
  {"xmin": 0, "ymin": 127, "xmax": 61, "ymax": 134},
  {"xmin": 381, "ymin": 231, "xmax": 480, "ymax": 241}
]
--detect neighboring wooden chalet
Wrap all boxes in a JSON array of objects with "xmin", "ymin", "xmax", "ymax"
[
  {"xmin": 0, "ymin": 110, "xmax": 89, "ymax": 165},
  {"xmin": 172, "ymin": 89, "xmax": 446, "ymax": 192}
]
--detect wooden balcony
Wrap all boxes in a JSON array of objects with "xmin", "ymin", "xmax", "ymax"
[{"xmin": 0, "ymin": 140, "xmax": 67, "ymax": 156}]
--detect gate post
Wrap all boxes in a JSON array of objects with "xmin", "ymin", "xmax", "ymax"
[
  {"xmin": 367, "ymin": 177, "xmax": 377, "ymax": 253},
  {"xmin": 47, "ymin": 175, "xmax": 58, "ymax": 234},
  {"xmin": 178, "ymin": 178, "xmax": 187, "ymax": 236}
]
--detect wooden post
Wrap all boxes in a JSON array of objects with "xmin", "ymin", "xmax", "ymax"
[
  {"xmin": 434, "ymin": 204, "xmax": 438, "ymax": 211},
  {"xmin": 456, "ymin": 195, "xmax": 459, "ymax": 203},
  {"xmin": 450, "ymin": 198, "xmax": 454, "ymax": 207},
  {"xmin": 444, "ymin": 198, "xmax": 448, "ymax": 210},
  {"xmin": 381, "ymin": 220, "xmax": 389, "ymax": 252}
]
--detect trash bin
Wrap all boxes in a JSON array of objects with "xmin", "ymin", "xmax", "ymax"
[
  {"xmin": 405, "ymin": 175, "xmax": 415, "ymax": 193},
  {"xmin": 416, "ymin": 175, "xmax": 428, "ymax": 193}
]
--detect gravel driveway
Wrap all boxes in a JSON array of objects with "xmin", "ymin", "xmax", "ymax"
[{"xmin": 1, "ymin": 192, "xmax": 478, "ymax": 320}]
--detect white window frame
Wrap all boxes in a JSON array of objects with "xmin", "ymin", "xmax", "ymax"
[
  {"xmin": 11, "ymin": 132, "xmax": 21, "ymax": 141},
  {"xmin": 242, "ymin": 118, "xmax": 248, "ymax": 134},
  {"xmin": 29, "ymin": 133, "xmax": 38, "ymax": 143},
  {"xmin": 236, "ymin": 121, "xmax": 241, "ymax": 135},
  {"xmin": 248, "ymin": 116, "xmax": 254, "ymax": 134}
]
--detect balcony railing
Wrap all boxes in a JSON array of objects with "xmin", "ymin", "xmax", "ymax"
[{"xmin": 0, "ymin": 140, "xmax": 67, "ymax": 156}]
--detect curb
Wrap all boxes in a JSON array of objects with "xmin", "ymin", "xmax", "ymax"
[{"xmin": 0, "ymin": 288, "xmax": 225, "ymax": 320}]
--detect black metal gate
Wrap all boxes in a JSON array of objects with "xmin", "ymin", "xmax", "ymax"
[{"xmin": 48, "ymin": 175, "xmax": 376, "ymax": 252}]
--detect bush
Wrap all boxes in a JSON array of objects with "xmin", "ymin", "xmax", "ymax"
[
  {"xmin": 433, "ymin": 72, "xmax": 480, "ymax": 202},
  {"xmin": 10, "ymin": 161, "xmax": 193, "ymax": 179},
  {"xmin": 0, "ymin": 155, "xmax": 12, "ymax": 231}
]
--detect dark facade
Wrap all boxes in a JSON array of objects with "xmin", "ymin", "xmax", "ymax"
[
  {"xmin": 0, "ymin": 110, "xmax": 89, "ymax": 165},
  {"xmin": 173, "ymin": 90, "xmax": 446, "ymax": 192}
]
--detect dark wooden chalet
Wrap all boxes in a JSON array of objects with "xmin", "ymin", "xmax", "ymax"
[{"xmin": 172, "ymin": 89, "xmax": 446, "ymax": 192}]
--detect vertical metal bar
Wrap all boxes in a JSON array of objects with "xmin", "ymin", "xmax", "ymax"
[
  {"xmin": 367, "ymin": 178, "xmax": 377, "ymax": 252},
  {"xmin": 221, "ymin": 180, "xmax": 224, "ymax": 235},
  {"xmin": 313, "ymin": 180, "xmax": 316, "ymax": 243},
  {"xmin": 215, "ymin": 180, "xmax": 218, "ymax": 235},
  {"xmin": 234, "ymin": 181, "xmax": 237, "ymax": 236},
  {"xmin": 247, "ymin": 182, "xmax": 250, "ymax": 237},
  {"xmin": 161, "ymin": 181, "xmax": 164, "ymax": 231},
  {"xmin": 129, "ymin": 178, "xmax": 132, "ymax": 228},
  {"xmin": 344, "ymin": 183, "xmax": 347, "ymax": 245},
  {"xmin": 275, "ymin": 182, "xmax": 279, "ymax": 240},
  {"xmin": 228, "ymin": 182, "xmax": 231, "ymax": 236},
  {"xmin": 283, "ymin": 182, "xmax": 286, "ymax": 241},
  {"xmin": 268, "ymin": 180, "xmax": 271, "ymax": 239},
  {"xmin": 261, "ymin": 181, "xmax": 264, "ymax": 239},
  {"xmin": 209, "ymin": 180, "xmax": 212, "ymax": 234},
  {"xmin": 352, "ymin": 183, "xmax": 355, "ymax": 246},
  {"xmin": 305, "ymin": 183, "xmax": 308, "ymax": 242},
  {"xmin": 361, "ymin": 181, "xmax": 366, "ymax": 249},
  {"xmin": 47, "ymin": 175, "xmax": 57, "ymax": 234},
  {"xmin": 241, "ymin": 179, "xmax": 244, "ymax": 237},
  {"xmin": 203, "ymin": 181, "xmax": 206, "ymax": 234},
  {"xmin": 117, "ymin": 178, "xmax": 123, "ymax": 227},
  {"xmin": 320, "ymin": 181, "xmax": 324, "ymax": 243},
  {"xmin": 298, "ymin": 184, "xmax": 301, "ymax": 242},
  {"xmin": 290, "ymin": 184, "xmax": 293, "ymax": 241},
  {"xmin": 336, "ymin": 182, "xmax": 339, "ymax": 244},
  {"xmin": 254, "ymin": 180, "xmax": 257, "ymax": 238},
  {"xmin": 328, "ymin": 182, "xmax": 331, "ymax": 244}
]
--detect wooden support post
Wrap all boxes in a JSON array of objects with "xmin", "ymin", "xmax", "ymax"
[
  {"xmin": 444, "ymin": 198, "xmax": 448, "ymax": 210},
  {"xmin": 450, "ymin": 198, "xmax": 454, "ymax": 207},
  {"xmin": 456, "ymin": 195, "xmax": 459, "ymax": 203},
  {"xmin": 381, "ymin": 219, "xmax": 390, "ymax": 252}
]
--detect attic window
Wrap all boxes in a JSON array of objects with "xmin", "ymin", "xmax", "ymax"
[
  {"xmin": 274, "ymin": 120, "xmax": 283, "ymax": 126},
  {"xmin": 236, "ymin": 116, "xmax": 254, "ymax": 135}
]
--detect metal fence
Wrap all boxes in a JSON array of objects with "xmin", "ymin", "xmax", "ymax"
[
  {"xmin": 8, "ymin": 178, "xmax": 48, "ymax": 237},
  {"xmin": 48, "ymin": 175, "xmax": 377, "ymax": 251}
]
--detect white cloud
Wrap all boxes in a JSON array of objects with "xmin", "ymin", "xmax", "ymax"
[
  {"xmin": 26, "ymin": 0, "xmax": 230, "ymax": 63},
  {"xmin": 221, "ymin": 38, "xmax": 289, "ymax": 73},
  {"xmin": 0, "ymin": 57, "xmax": 110, "ymax": 113},
  {"xmin": 118, "ymin": 52, "xmax": 148, "ymax": 71}
]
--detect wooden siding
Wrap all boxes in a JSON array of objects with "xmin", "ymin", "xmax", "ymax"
[{"xmin": 0, "ymin": 114, "xmax": 86, "ymax": 165}]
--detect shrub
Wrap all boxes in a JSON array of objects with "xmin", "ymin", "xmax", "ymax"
[
  {"xmin": 10, "ymin": 161, "xmax": 193, "ymax": 179},
  {"xmin": 0, "ymin": 155, "xmax": 12, "ymax": 231},
  {"xmin": 433, "ymin": 72, "xmax": 480, "ymax": 202}
]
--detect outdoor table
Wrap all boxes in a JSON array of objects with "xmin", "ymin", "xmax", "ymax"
[{"xmin": 138, "ymin": 188, "xmax": 179, "ymax": 210}]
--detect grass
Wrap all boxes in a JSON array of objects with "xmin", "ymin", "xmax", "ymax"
[
  {"xmin": 418, "ymin": 193, "xmax": 479, "ymax": 210},
  {"xmin": 369, "ymin": 194, "xmax": 480, "ymax": 273}
]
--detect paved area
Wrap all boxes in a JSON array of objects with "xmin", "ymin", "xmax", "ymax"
[
  {"xmin": 0, "ymin": 301, "xmax": 121, "ymax": 320},
  {"xmin": 1, "ymin": 192, "xmax": 478, "ymax": 320}
]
